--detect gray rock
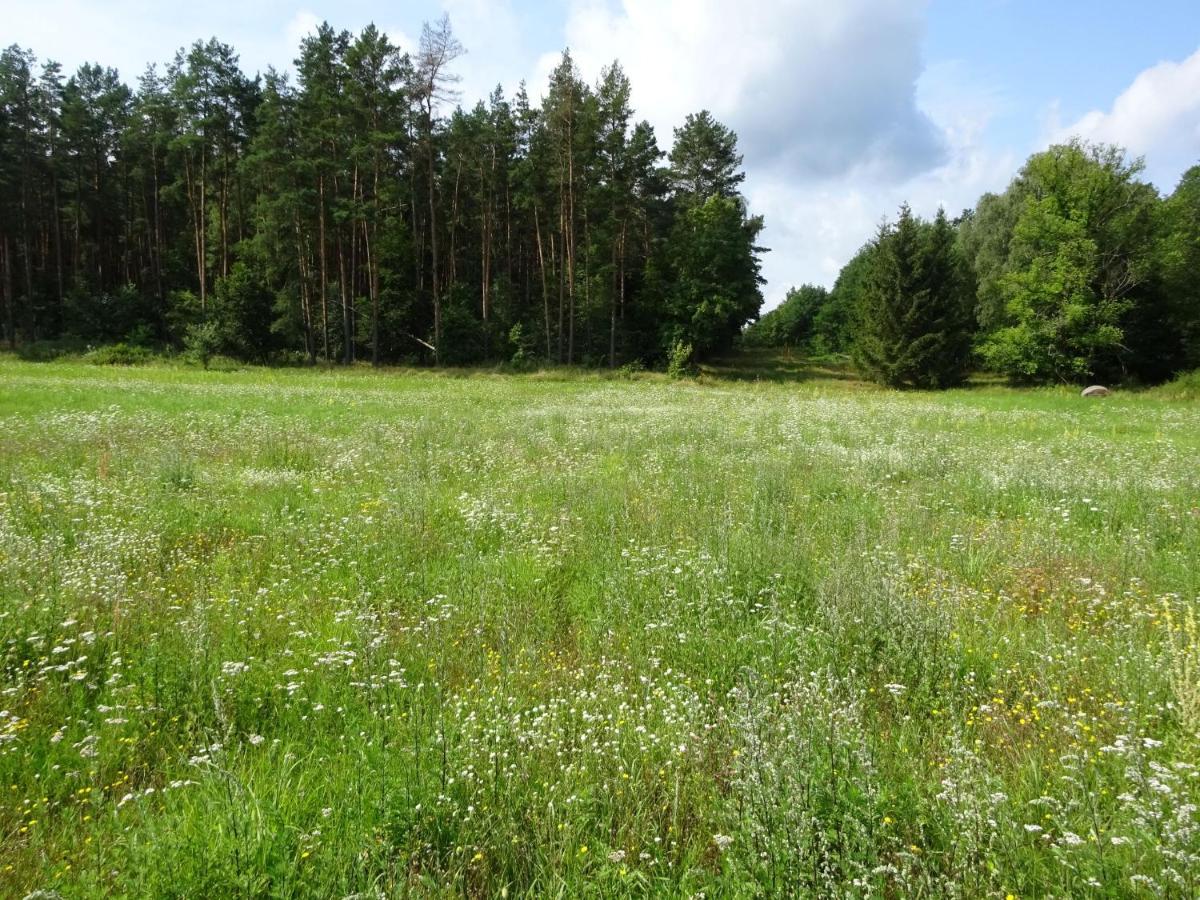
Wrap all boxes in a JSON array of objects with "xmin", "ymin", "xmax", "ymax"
[{"xmin": 1081, "ymin": 385, "xmax": 1111, "ymax": 398}]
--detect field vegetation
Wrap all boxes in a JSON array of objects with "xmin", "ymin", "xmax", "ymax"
[{"xmin": 2, "ymin": 356, "xmax": 1199, "ymax": 896}]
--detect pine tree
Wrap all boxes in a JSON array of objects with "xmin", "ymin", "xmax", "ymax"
[
  {"xmin": 0, "ymin": 32, "xmax": 776, "ymax": 370},
  {"xmin": 668, "ymin": 111, "xmax": 744, "ymax": 207},
  {"xmin": 662, "ymin": 111, "xmax": 761, "ymax": 362}
]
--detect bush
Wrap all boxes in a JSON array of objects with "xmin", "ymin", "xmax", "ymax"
[
  {"xmin": 617, "ymin": 359, "xmax": 646, "ymax": 379},
  {"xmin": 507, "ymin": 323, "xmax": 538, "ymax": 371},
  {"xmin": 666, "ymin": 341, "xmax": 696, "ymax": 379},
  {"xmin": 184, "ymin": 321, "xmax": 222, "ymax": 369},
  {"xmin": 126, "ymin": 323, "xmax": 157, "ymax": 348},
  {"xmin": 15, "ymin": 339, "xmax": 85, "ymax": 362},
  {"xmin": 85, "ymin": 343, "xmax": 153, "ymax": 366}
]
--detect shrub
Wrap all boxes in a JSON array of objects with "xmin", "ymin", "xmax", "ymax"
[
  {"xmin": 507, "ymin": 323, "xmax": 538, "ymax": 371},
  {"xmin": 15, "ymin": 340, "xmax": 83, "ymax": 362},
  {"xmin": 184, "ymin": 321, "xmax": 222, "ymax": 369},
  {"xmin": 85, "ymin": 343, "xmax": 153, "ymax": 366},
  {"xmin": 666, "ymin": 340, "xmax": 696, "ymax": 379},
  {"xmin": 617, "ymin": 359, "xmax": 646, "ymax": 379},
  {"xmin": 126, "ymin": 323, "xmax": 157, "ymax": 348}
]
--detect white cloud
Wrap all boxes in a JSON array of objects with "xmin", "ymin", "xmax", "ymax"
[
  {"xmin": 557, "ymin": 0, "xmax": 945, "ymax": 180},
  {"xmin": 749, "ymin": 88, "xmax": 1016, "ymax": 301},
  {"xmin": 284, "ymin": 11, "xmax": 322, "ymax": 56},
  {"xmin": 439, "ymin": 0, "xmax": 525, "ymax": 103},
  {"xmin": 19, "ymin": 0, "xmax": 1179, "ymax": 307},
  {"xmin": 1058, "ymin": 46, "xmax": 1200, "ymax": 192},
  {"xmin": 545, "ymin": 0, "xmax": 1014, "ymax": 304}
]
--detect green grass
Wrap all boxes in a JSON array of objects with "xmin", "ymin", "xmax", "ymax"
[{"xmin": 1, "ymin": 355, "xmax": 1199, "ymax": 897}]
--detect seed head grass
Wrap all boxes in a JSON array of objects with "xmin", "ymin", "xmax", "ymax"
[{"xmin": 0, "ymin": 357, "xmax": 1198, "ymax": 896}]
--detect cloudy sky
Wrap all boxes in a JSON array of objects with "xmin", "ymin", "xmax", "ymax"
[{"xmin": 6, "ymin": 0, "xmax": 1199, "ymax": 307}]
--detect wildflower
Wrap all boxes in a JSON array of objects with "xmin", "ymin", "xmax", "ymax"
[{"xmin": 713, "ymin": 834, "xmax": 734, "ymax": 852}]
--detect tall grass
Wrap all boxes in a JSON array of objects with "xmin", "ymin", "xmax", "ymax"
[{"xmin": 0, "ymin": 358, "xmax": 1198, "ymax": 897}]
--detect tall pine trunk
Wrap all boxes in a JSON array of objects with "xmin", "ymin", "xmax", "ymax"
[
  {"xmin": 426, "ymin": 124, "xmax": 441, "ymax": 363},
  {"xmin": 318, "ymin": 172, "xmax": 330, "ymax": 361},
  {"xmin": 2, "ymin": 236, "xmax": 14, "ymax": 349},
  {"xmin": 294, "ymin": 212, "xmax": 315, "ymax": 363},
  {"xmin": 151, "ymin": 145, "xmax": 164, "ymax": 311},
  {"xmin": 534, "ymin": 205, "xmax": 551, "ymax": 358},
  {"xmin": 566, "ymin": 117, "xmax": 576, "ymax": 365}
]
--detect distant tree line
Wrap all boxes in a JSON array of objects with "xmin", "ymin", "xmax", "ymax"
[
  {"xmin": 0, "ymin": 19, "xmax": 764, "ymax": 367},
  {"xmin": 746, "ymin": 141, "xmax": 1200, "ymax": 386}
]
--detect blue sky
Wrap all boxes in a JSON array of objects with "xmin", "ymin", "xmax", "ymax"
[
  {"xmin": 4, "ymin": 0, "xmax": 1199, "ymax": 306},
  {"xmin": 924, "ymin": 0, "xmax": 1200, "ymax": 175}
]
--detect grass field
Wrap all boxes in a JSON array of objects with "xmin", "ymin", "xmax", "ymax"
[{"xmin": 2, "ymin": 356, "xmax": 1199, "ymax": 897}]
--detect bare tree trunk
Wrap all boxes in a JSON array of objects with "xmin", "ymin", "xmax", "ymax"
[
  {"xmin": 365, "ymin": 217, "xmax": 379, "ymax": 367},
  {"xmin": 318, "ymin": 173, "xmax": 330, "ymax": 362},
  {"xmin": 340, "ymin": 165, "xmax": 357, "ymax": 365},
  {"xmin": 294, "ymin": 212, "xmax": 315, "ymax": 363},
  {"xmin": 220, "ymin": 152, "xmax": 230, "ymax": 278},
  {"xmin": 534, "ymin": 205, "xmax": 551, "ymax": 359},
  {"xmin": 619, "ymin": 220, "xmax": 628, "ymax": 332},
  {"xmin": 554, "ymin": 229, "xmax": 564, "ymax": 363},
  {"xmin": 20, "ymin": 183, "xmax": 35, "ymax": 341},
  {"xmin": 609, "ymin": 234, "xmax": 618, "ymax": 368},
  {"xmin": 410, "ymin": 161, "xmax": 424, "ymax": 295},
  {"xmin": 566, "ymin": 120, "xmax": 576, "ymax": 365},
  {"xmin": 482, "ymin": 144, "xmax": 497, "ymax": 324},
  {"xmin": 415, "ymin": 15, "xmax": 463, "ymax": 362},
  {"xmin": 51, "ymin": 165, "xmax": 64, "ymax": 317},
  {"xmin": 72, "ymin": 164, "xmax": 81, "ymax": 281},
  {"xmin": 199, "ymin": 149, "xmax": 207, "ymax": 310},
  {"xmin": 125, "ymin": 158, "xmax": 136, "ymax": 286},
  {"xmin": 2, "ymin": 236, "xmax": 15, "ymax": 349},
  {"xmin": 449, "ymin": 159, "xmax": 462, "ymax": 290},
  {"xmin": 481, "ymin": 166, "xmax": 491, "ymax": 323},
  {"xmin": 368, "ymin": 154, "xmax": 381, "ymax": 367},
  {"xmin": 339, "ymin": 232, "xmax": 351, "ymax": 364},
  {"xmin": 427, "ymin": 127, "xmax": 441, "ymax": 363},
  {"xmin": 151, "ymin": 146, "xmax": 164, "ymax": 309}
]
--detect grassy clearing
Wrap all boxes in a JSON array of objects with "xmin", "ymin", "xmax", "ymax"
[{"xmin": 1, "ymin": 356, "xmax": 1198, "ymax": 897}]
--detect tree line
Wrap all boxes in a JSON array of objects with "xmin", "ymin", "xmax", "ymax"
[
  {"xmin": 746, "ymin": 141, "xmax": 1200, "ymax": 386},
  {"xmin": 0, "ymin": 19, "xmax": 764, "ymax": 367}
]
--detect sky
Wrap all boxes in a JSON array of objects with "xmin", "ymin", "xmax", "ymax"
[{"xmin": 4, "ymin": 0, "xmax": 1199, "ymax": 308}]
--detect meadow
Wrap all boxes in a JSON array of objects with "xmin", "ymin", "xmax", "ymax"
[{"xmin": 1, "ymin": 355, "xmax": 1198, "ymax": 898}]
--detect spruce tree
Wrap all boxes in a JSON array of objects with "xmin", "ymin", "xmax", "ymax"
[{"xmin": 853, "ymin": 204, "xmax": 974, "ymax": 388}]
